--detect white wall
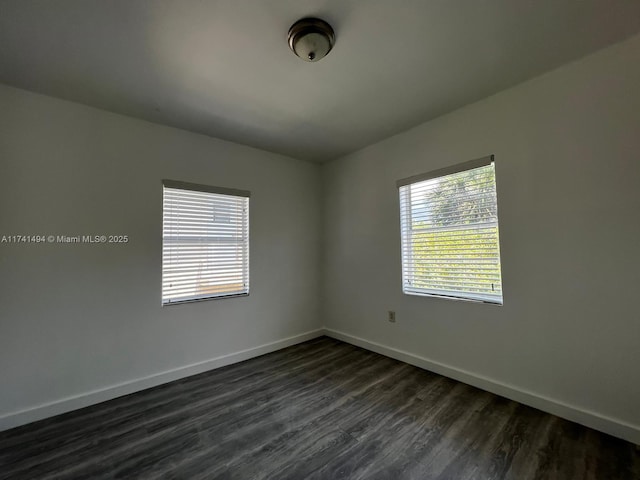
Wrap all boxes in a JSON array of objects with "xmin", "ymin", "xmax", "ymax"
[
  {"xmin": 0, "ymin": 84, "xmax": 322, "ymax": 428},
  {"xmin": 321, "ymin": 34, "xmax": 640, "ymax": 443}
]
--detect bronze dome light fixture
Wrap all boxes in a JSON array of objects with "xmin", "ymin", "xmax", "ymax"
[{"xmin": 288, "ymin": 18, "xmax": 335, "ymax": 62}]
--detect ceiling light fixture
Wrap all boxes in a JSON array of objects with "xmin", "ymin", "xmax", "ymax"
[{"xmin": 288, "ymin": 17, "xmax": 335, "ymax": 62}]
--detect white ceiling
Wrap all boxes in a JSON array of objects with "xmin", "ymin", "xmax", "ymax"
[{"xmin": 2, "ymin": 1, "xmax": 640, "ymax": 163}]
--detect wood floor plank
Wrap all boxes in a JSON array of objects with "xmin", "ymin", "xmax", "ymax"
[{"xmin": 0, "ymin": 336, "xmax": 638, "ymax": 479}]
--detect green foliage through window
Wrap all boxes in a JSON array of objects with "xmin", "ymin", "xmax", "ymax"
[{"xmin": 399, "ymin": 160, "xmax": 503, "ymax": 304}]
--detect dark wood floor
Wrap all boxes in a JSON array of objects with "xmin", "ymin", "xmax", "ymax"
[{"xmin": 1, "ymin": 337, "xmax": 638, "ymax": 480}]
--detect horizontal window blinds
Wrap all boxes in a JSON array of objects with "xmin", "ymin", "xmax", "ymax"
[
  {"xmin": 399, "ymin": 159, "xmax": 503, "ymax": 304},
  {"xmin": 162, "ymin": 183, "xmax": 249, "ymax": 305}
]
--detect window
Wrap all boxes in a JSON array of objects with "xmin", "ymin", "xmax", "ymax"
[
  {"xmin": 398, "ymin": 156, "xmax": 503, "ymax": 304},
  {"xmin": 162, "ymin": 180, "xmax": 250, "ymax": 305}
]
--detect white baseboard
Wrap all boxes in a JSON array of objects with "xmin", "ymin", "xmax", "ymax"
[
  {"xmin": 0, "ymin": 329, "xmax": 324, "ymax": 432},
  {"xmin": 323, "ymin": 328, "xmax": 640, "ymax": 445}
]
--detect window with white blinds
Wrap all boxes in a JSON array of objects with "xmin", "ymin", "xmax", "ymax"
[
  {"xmin": 398, "ymin": 156, "xmax": 503, "ymax": 304},
  {"xmin": 162, "ymin": 180, "xmax": 250, "ymax": 305}
]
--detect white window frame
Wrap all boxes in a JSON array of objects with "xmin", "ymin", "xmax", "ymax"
[
  {"xmin": 162, "ymin": 180, "xmax": 250, "ymax": 305},
  {"xmin": 397, "ymin": 155, "xmax": 503, "ymax": 305}
]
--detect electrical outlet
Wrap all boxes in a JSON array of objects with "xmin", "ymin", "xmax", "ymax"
[{"xmin": 388, "ymin": 311, "xmax": 396, "ymax": 323}]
